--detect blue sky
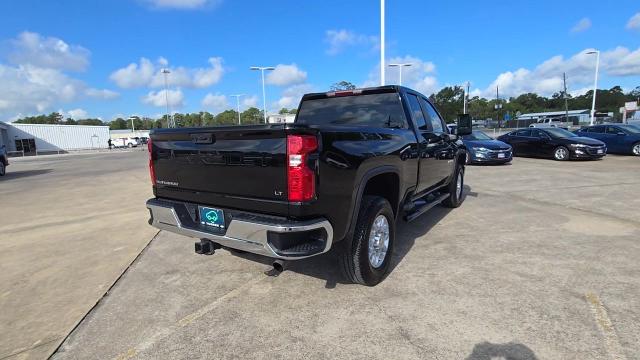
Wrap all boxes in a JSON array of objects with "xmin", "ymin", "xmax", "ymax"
[{"xmin": 0, "ymin": 0, "xmax": 638, "ymax": 122}]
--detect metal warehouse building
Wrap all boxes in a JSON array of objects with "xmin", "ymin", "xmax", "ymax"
[{"xmin": 1, "ymin": 123, "xmax": 110, "ymax": 155}]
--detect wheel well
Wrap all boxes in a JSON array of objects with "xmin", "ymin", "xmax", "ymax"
[{"xmin": 362, "ymin": 172, "xmax": 400, "ymax": 216}]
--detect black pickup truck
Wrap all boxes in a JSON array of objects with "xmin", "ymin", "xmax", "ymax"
[{"xmin": 146, "ymin": 85, "xmax": 471, "ymax": 286}]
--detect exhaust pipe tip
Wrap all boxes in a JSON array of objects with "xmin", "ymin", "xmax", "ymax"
[{"xmin": 272, "ymin": 260, "xmax": 286, "ymax": 273}]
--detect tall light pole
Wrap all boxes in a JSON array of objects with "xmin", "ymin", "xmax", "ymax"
[
  {"xmin": 586, "ymin": 50, "xmax": 600, "ymax": 126},
  {"xmin": 388, "ymin": 63, "xmax": 412, "ymax": 85},
  {"xmin": 250, "ymin": 66, "xmax": 275, "ymax": 123},
  {"xmin": 463, "ymin": 81, "xmax": 470, "ymax": 114},
  {"xmin": 128, "ymin": 116, "xmax": 136, "ymax": 132},
  {"xmin": 230, "ymin": 94, "xmax": 244, "ymax": 125},
  {"xmin": 380, "ymin": 0, "xmax": 385, "ymax": 86},
  {"xmin": 161, "ymin": 68, "xmax": 173, "ymax": 127}
]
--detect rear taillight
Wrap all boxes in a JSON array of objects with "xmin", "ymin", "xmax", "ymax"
[
  {"xmin": 287, "ymin": 134, "xmax": 318, "ymax": 202},
  {"xmin": 148, "ymin": 138, "xmax": 156, "ymax": 186}
]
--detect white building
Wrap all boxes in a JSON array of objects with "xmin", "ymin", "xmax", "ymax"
[
  {"xmin": 1, "ymin": 123, "xmax": 110, "ymax": 155},
  {"xmin": 267, "ymin": 114, "xmax": 296, "ymax": 124}
]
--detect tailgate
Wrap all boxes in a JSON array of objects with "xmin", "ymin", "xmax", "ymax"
[{"xmin": 151, "ymin": 125, "xmax": 289, "ymax": 212}]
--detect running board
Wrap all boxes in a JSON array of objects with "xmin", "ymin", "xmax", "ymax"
[{"xmin": 403, "ymin": 193, "xmax": 450, "ymax": 222}]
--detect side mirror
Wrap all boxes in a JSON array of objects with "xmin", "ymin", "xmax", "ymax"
[{"xmin": 456, "ymin": 114, "xmax": 472, "ymax": 136}]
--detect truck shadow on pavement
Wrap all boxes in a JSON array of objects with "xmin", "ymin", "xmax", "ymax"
[
  {"xmin": 229, "ymin": 185, "xmax": 471, "ymax": 289},
  {"xmin": 0, "ymin": 168, "xmax": 52, "ymax": 180},
  {"xmin": 465, "ymin": 341, "xmax": 538, "ymax": 360}
]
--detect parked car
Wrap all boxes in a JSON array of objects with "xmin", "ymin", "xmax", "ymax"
[
  {"xmin": 497, "ymin": 128, "xmax": 606, "ymax": 161},
  {"xmin": 146, "ymin": 85, "xmax": 471, "ymax": 286},
  {"xmin": 529, "ymin": 118, "xmax": 569, "ymax": 128},
  {"xmin": 461, "ymin": 130, "xmax": 512, "ymax": 164},
  {"xmin": 0, "ymin": 145, "xmax": 8, "ymax": 176},
  {"xmin": 574, "ymin": 124, "xmax": 640, "ymax": 156},
  {"xmin": 111, "ymin": 137, "xmax": 139, "ymax": 148}
]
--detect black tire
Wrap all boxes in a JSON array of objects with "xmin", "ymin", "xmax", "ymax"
[
  {"xmin": 553, "ymin": 146, "xmax": 569, "ymax": 161},
  {"xmin": 0, "ymin": 161, "xmax": 5, "ymax": 176},
  {"xmin": 339, "ymin": 195, "xmax": 395, "ymax": 286},
  {"xmin": 127, "ymin": 143, "xmax": 133, "ymax": 148},
  {"xmin": 632, "ymin": 142, "xmax": 640, "ymax": 156},
  {"xmin": 443, "ymin": 164, "xmax": 465, "ymax": 208}
]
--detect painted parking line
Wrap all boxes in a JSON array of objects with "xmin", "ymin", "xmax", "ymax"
[{"xmin": 585, "ymin": 293, "xmax": 627, "ymax": 360}]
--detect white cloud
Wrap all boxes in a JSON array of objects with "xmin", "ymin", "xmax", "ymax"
[
  {"xmin": 110, "ymin": 57, "xmax": 224, "ymax": 89},
  {"xmin": 201, "ymin": 93, "xmax": 228, "ymax": 110},
  {"xmin": 142, "ymin": 89, "xmax": 184, "ymax": 108},
  {"xmin": 265, "ymin": 64, "xmax": 307, "ymax": 86},
  {"xmin": 243, "ymin": 95, "xmax": 258, "ymax": 108},
  {"xmin": 363, "ymin": 55, "xmax": 439, "ymax": 95},
  {"xmin": 571, "ymin": 17, "xmax": 592, "ymax": 33},
  {"xmin": 85, "ymin": 88, "xmax": 120, "ymax": 99},
  {"xmin": 477, "ymin": 46, "xmax": 640, "ymax": 98},
  {"xmin": 626, "ymin": 12, "xmax": 640, "ymax": 30},
  {"xmin": 143, "ymin": 0, "xmax": 221, "ymax": 9},
  {"xmin": 66, "ymin": 108, "xmax": 88, "ymax": 119},
  {"xmin": 7, "ymin": 31, "xmax": 90, "ymax": 72},
  {"xmin": 273, "ymin": 84, "xmax": 314, "ymax": 110},
  {"xmin": 324, "ymin": 29, "xmax": 377, "ymax": 55},
  {"xmin": 0, "ymin": 64, "xmax": 83, "ymax": 117}
]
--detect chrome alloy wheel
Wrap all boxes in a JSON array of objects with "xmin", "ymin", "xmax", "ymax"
[
  {"xmin": 368, "ymin": 215, "xmax": 390, "ymax": 268},
  {"xmin": 633, "ymin": 143, "xmax": 640, "ymax": 156},
  {"xmin": 456, "ymin": 170, "xmax": 463, "ymax": 199},
  {"xmin": 555, "ymin": 147, "xmax": 568, "ymax": 160}
]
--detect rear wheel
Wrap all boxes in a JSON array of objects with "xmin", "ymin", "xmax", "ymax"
[
  {"xmin": 554, "ymin": 146, "xmax": 569, "ymax": 161},
  {"xmin": 339, "ymin": 195, "xmax": 394, "ymax": 286},
  {"xmin": 127, "ymin": 143, "xmax": 133, "ymax": 148},
  {"xmin": 443, "ymin": 164, "xmax": 464, "ymax": 208},
  {"xmin": 632, "ymin": 142, "xmax": 640, "ymax": 156},
  {"xmin": 0, "ymin": 162, "xmax": 5, "ymax": 176}
]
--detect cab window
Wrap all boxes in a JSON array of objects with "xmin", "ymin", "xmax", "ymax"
[
  {"xmin": 406, "ymin": 94, "xmax": 429, "ymax": 131},
  {"xmin": 419, "ymin": 98, "xmax": 445, "ymax": 133}
]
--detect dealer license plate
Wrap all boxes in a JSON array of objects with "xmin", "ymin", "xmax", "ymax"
[{"xmin": 199, "ymin": 206, "xmax": 225, "ymax": 230}]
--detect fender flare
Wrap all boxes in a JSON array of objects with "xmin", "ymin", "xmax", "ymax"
[{"xmin": 342, "ymin": 165, "xmax": 402, "ymax": 242}]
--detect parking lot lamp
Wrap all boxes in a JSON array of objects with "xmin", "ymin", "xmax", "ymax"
[
  {"xmin": 586, "ymin": 50, "xmax": 600, "ymax": 126},
  {"xmin": 161, "ymin": 69, "xmax": 173, "ymax": 127},
  {"xmin": 230, "ymin": 94, "xmax": 244, "ymax": 125},
  {"xmin": 388, "ymin": 63, "xmax": 412, "ymax": 85},
  {"xmin": 250, "ymin": 66, "xmax": 275, "ymax": 123},
  {"xmin": 380, "ymin": 0, "xmax": 385, "ymax": 86}
]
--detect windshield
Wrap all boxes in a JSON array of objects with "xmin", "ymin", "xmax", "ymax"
[
  {"xmin": 462, "ymin": 130, "xmax": 493, "ymax": 141},
  {"xmin": 544, "ymin": 128, "xmax": 577, "ymax": 138}
]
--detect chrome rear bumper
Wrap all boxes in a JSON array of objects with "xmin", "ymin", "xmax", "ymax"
[{"xmin": 146, "ymin": 198, "xmax": 333, "ymax": 260}]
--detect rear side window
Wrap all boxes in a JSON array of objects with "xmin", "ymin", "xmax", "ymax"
[
  {"xmin": 419, "ymin": 98, "xmax": 445, "ymax": 133},
  {"xmin": 514, "ymin": 129, "xmax": 531, "ymax": 137},
  {"xmin": 606, "ymin": 126, "xmax": 621, "ymax": 134},
  {"xmin": 589, "ymin": 126, "xmax": 605, "ymax": 133},
  {"xmin": 296, "ymin": 93, "xmax": 407, "ymax": 128},
  {"xmin": 405, "ymin": 94, "xmax": 428, "ymax": 130}
]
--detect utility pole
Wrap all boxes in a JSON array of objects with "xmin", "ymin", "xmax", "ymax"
[
  {"xmin": 586, "ymin": 50, "xmax": 600, "ymax": 125},
  {"xmin": 494, "ymin": 85, "xmax": 502, "ymax": 128},
  {"xmin": 563, "ymin": 72, "xmax": 569, "ymax": 123},
  {"xmin": 380, "ymin": 0, "xmax": 385, "ymax": 86}
]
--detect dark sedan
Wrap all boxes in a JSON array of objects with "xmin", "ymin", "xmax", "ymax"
[
  {"xmin": 497, "ymin": 128, "xmax": 606, "ymax": 161},
  {"xmin": 461, "ymin": 130, "xmax": 512, "ymax": 164},
  {"xmin": 574, "ymin": 124, "xmax": 640, "ymax": 156}
]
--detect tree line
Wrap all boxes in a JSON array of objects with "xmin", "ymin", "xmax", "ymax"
[
  {"xmin": 10, "ymin": 85, "xmax": 639, "ymax": 128},
  {"xmin": 12, "ymin": 107, "xmax": 298, "ymax": 130}
]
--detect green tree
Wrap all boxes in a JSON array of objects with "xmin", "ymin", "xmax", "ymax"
[
  {"xmin": 330, "ymin": 81, "xmax": 357, "ymax": 91},
  {"xmin": 241, "ymin": 107, "xmax": 263, "ymax": 125},
  {"xmin": 109, "ymin": 118, "xmax": 128, "ymax": 130}
]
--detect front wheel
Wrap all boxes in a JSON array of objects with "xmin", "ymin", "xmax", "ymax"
[
  {"xmin": 0, "ymin": 162, "xmax": 5, "ymax": 176},
  {"xmin": 443, "ymin": 164, "xmax": 465, "ymax": 208},
  {"xmin": 554, "ymin": 146, "xmax": 569, "ymax": 161},
  {"xmin": 339, "ymin": 196, "xmax": 395, "ymax": 286},
  {"xmin": 632, "ymin": 142, "xmax": 640, "ymax": 156}
]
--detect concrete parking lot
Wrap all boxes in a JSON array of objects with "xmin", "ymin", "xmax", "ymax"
[
  {"xmin": 2, "ymin": 151, "xmax": 639, "ymax": 359},
  {"xmin": 0, "ymin": 150, "xmax": 156, "ymax": 360}
]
